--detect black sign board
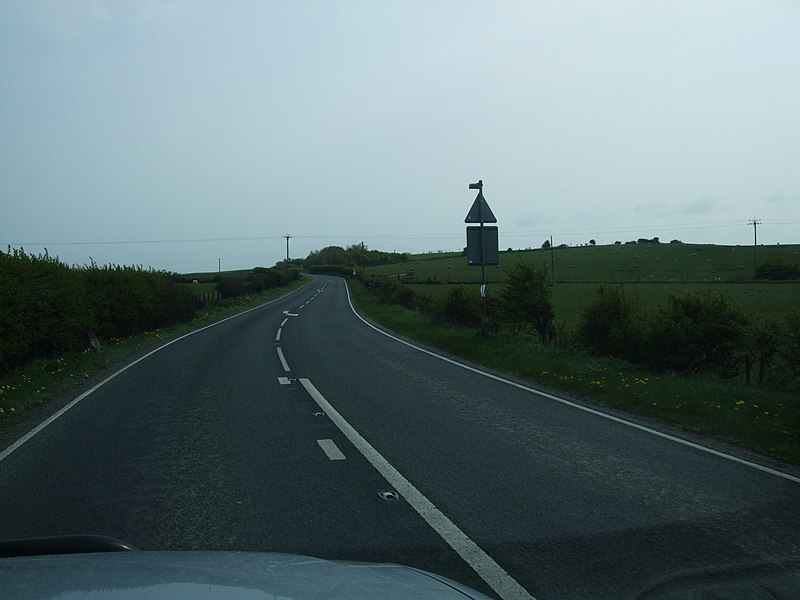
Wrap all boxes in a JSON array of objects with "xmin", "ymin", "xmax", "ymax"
[{"xmin": 466, "ymin": 226, "xmax": 499, "ymax": 266}]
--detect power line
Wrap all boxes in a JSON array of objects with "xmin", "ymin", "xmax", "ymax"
[{"xmin": 4, "ymin": 219, "xmax": 797, "ymax": 249}]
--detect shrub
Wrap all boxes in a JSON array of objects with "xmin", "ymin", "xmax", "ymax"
[
  {"xmin": 744, "ymin": 319, "xmax": 783, "ymax": 386},
  {"xmin": 578, "ymin": 285, "xmax": 644, "ymax": 360},
  {"xmin": 215, "ymin": 277, "xmax": 248, "ymax": 299},
  {"xmin": 754, "ymin": 258, "xmax": 800, "ymax": 280},
  {"xmin": 0, "ymin": 249, "xmax": 200, "ymax": 373},
  {"xmin": 778, "ymin": 309, "xmax": 800, "ymax": 384},
  {"xmin": 498, "ymin": 261, "xmax": 555, "ymax": 342},
  {"xmin": 434, "ymin": 286, "xmax": 482, "ymax": 326},
  {"xmin": 644, "ymin": 289, "xmax": 749, "ymax": 377}
]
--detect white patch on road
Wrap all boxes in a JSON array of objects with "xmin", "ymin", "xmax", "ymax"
[
  {"xmin": 275, "ymin": 328, "xmax": 282, "ymax": 342},
  {"xmin": 300, "ymin": 378, "xmax": 535, "ymax": 600},
  {"xmin": 276, "ymin": 347, "xmax": 290, "ymax": 372},
  {"xmin": 278, "ymin": 377, "xmax": 292, "ymax": 385},
  {"xmin": 317, "ymin": 438, "xmax": 346, "ymax": 461}
]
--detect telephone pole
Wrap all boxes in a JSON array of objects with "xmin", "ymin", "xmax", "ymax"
[
  {"xmin": 748, "ymin": 219, "xmax": 761, "ymax": 269},
  {"xmin": 284, "ymin": 234, "xmax": 292, "ymax": 263}
]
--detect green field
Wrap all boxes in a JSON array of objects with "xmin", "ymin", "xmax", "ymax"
[
  {"xmin": 368, "ymin": 242, "xmax": 800, "ymax": 283},
  {"xmin": 408, "ymin": 281, "xmax": 800, "ymax": 329}
]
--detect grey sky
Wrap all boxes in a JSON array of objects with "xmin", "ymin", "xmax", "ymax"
[{"xmin": 2, "ymin": 1, "xmax": 798, "ymax": 272}]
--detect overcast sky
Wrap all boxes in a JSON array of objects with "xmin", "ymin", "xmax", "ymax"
[{"xmin": 2, "ymin": 1, "xmax": 798, "ymax": 272}]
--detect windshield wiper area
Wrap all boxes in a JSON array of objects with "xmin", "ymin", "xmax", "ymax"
[{"xmin": 0, "ymin": 535, "xmax": 137, "ymax": 558}]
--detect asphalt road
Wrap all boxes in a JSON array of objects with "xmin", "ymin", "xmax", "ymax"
[{"xmin": 1, "ymin": 275, "xmax": 799, "ymax": 599}]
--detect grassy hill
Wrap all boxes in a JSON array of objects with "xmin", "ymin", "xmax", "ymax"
[
  {"xmin": 368, "ymin": 242, "xmax": 800, "ymax": 283},
  {"xmin": 366, "ymin": 243, "xmax": 800, "ymax": 328}
]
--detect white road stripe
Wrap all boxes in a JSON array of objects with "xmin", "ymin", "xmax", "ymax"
[
  {"xmin": 341, "ymin": 279, "xmax": 800, "ymax": 486},
  {"xmin": 275, "ymin": 328, "xmax": 282, "ymax": 342},
  {"xmin": 276, "ymin": 347, "xmax": 290, "ymax": 372},
  {"xmin": 300, "ymin": 378, "xmax": 534, "ymax": 600},
  {"xmin": 278, "ymin": 377, "xmax": 291, "ymax": 385},
  {"xmin": 317, "ymin": 438, "xmax": 346, "ymax": 461},
  {"xmin": 280, "ymin": 318, "xmax": 288, "ymax": 327}
]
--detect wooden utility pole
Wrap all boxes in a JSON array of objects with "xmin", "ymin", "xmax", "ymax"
[{"xmin": 748, "ymin": 219, "xmax": 761, "ymax": 269}]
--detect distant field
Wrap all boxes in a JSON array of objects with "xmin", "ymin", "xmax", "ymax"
[
  {"xmin": 182, "ymin": 269, "xmax": 253, "ymax": 280},
  {"xmin": 373, "ymin": 242, "xmax": 800, "ymax": 328},
  {"xmin": 368, "ymin": 243, "xmax": 800, "ymax": 283},
  {"xmin": 407, "ymin": 281, "xmax": 799, "ymax": 329}
]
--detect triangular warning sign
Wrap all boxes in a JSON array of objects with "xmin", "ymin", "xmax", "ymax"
[{"xmin": 464, "ymin": 192, "xmax": 497, "ymax": 223}]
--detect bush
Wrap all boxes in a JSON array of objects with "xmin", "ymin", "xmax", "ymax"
[
  {"xmin": 0, "ymin": 249, "xmax": 199, "ymax": 373},
  {"xmin": 217, "ymin": 267, "xmax": 300, "ymax": 298},
  {"xmin": 578, "ymin": 285, "xmax": 644, "ymax": 360},
  {"xmin": 216, "ymin": 277, "xmax": 248, "ymax": 299},
  {"xmin": 644, "ymin": 289, "xmax": 749, "ymax": 377},
  {"xmin": 307, "ymin": 264, "xmax": 355, "ymax": 277},
  {"xmin": 777, "ymin": 309, "xmax": 800, "ymax": 386},
  {"xmin": 754, "ymin": 258, "xmax": 800, "ymax": 280},
  {"xmin": 0, "ymin": 248, "xmax": 92, "ymax": 370},
  {"xmin": 434, "ymin": 286, "xmax": 482, "ymax": 326},
  {"xmin": 498, "ymin": 261, "xmax": 555, "ymax": 342}
]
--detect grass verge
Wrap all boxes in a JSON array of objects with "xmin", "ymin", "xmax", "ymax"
[
  {"xmin": 0, "ymin": 277, "xmax": 310, "ymax": 433},
  {"xmin": 348, "ymin": 279, "xmax": 800, "ymax": 465}
]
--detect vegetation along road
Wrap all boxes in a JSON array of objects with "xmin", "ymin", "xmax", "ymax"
[{"xmin": 1, "ymin": 275, "xmax": 798, "ymax": 599}]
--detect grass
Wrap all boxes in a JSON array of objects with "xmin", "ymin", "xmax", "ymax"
[
  {"xmin": 348, "ymin": 278, "xmax": 800, "ymax": 465},
  {"xmin": 368, "ymin": 242, "xmax": 800, "ymax": 283},
  {"xmin": 407, "ymin": 281, "xmax": 800, "ymax": 329},
  {"xmin": 0, "ymin": 277, "xmax": 310, "ymax": 433}
]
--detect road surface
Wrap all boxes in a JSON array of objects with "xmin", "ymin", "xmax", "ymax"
[{"xmin": 1, "ymin": 276, "xmax": 798, "ymax": 599}]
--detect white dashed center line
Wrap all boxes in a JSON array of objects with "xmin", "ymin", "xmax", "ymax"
[
  {"xmin": 276, "ymin": 347, "xmax": 290, "ymax": 372},
  {"xmin": 317, "ymin": 439, "xmax": 346, "ymax": 461}
]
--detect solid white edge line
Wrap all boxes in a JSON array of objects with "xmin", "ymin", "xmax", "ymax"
[
  {"xmin": 0, "ymin": 280, "xmax": 314, "ymax": 464},
  {"xmin": 300, "ymin": 378, "xmax": 534, "ymax": 600},
  {"xmin": 276, "ymin": 347, "xmax": 291, "ymax": 372},
  {"xmin": 340, "ymin": 278, "xmax": 800, "ymax": 485},
  {"xmin": 317, "ymin": 438, "xmax": 346, "ymax": 461}
]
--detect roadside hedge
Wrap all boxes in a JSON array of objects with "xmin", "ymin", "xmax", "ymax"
[{"xmin": 0, "ymin": 248, "xmax": 198, "ymax": 373}]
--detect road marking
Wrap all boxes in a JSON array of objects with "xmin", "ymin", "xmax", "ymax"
[
  {"xmin": 282, "ymin": 310, "xmax": 299, "ymax": 317},
  {"xmin": 275, "ymin": 328, "xmax": 282, "ymax": 342},
  {"xmin": 300, "ymin": 378, "xmax": 534, "ymax": 600},
  {"xmin": 278, "ymin": 377, "xmax": 292, "ymax": 385},
  {"xmin": 341, "ymin": 279, "xmax": 800, "ymax": 485},
  {"xmin": 276, "ymin": 347, "xmax": 291, "ymax": 372},
  {"xmin": 0, "ymin": 280, "xmax": 315, "ymax": 464},
  {"xmin": 280, "ymin": 318, "xmax": 288, "ymax": 327},
  {"xmin": 317, "ymin": 438, "xmax": 346, "ymax": 461}
]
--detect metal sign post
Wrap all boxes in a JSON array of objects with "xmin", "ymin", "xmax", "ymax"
[{"xmin": 465, "ymin": 180, "xmax": 498, "ymax": 336}]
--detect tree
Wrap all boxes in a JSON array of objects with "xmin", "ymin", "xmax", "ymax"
[
  {"xmin": 589, "ymin": 239, "xmax": 596, "ymax": 246},
  {"xmin": 498, "ymin": 261, "xmax": 555, "ymax": 342},
  {"xmin": 541, "ymin": 239, "xmax": 551, "ymax": 250}
]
